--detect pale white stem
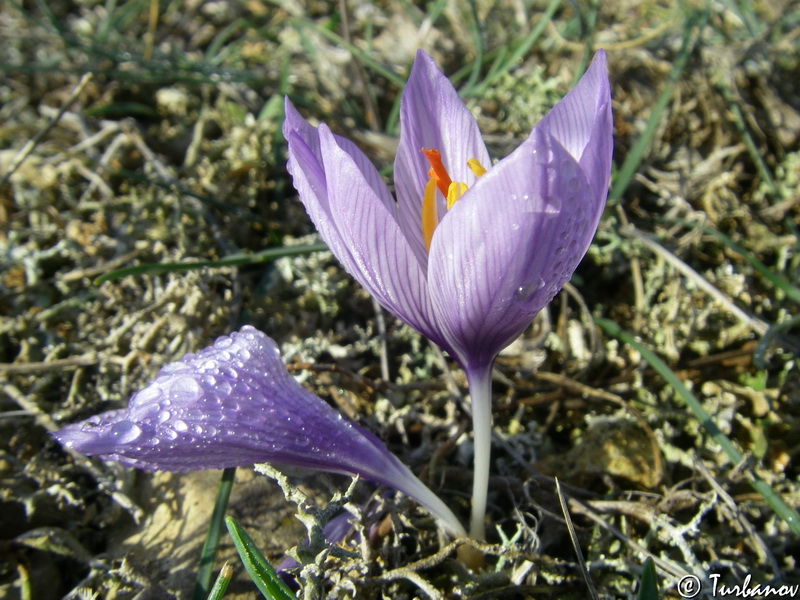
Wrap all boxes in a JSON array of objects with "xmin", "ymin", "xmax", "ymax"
[
  {"xmin": 466, "ymin": 366, "xmax": 493, "ymax": 540},
  {"xmin": 395, "ymin": 466, "xmax": 467, "ymax": 538}
]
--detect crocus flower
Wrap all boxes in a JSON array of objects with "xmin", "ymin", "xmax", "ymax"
[
  {"xmin": 54, "ymin": 326, "xmax": 466, "ymax": 537},
  {"xmin": 283, "ymin": 50, "xmax": 612, "ymax": 539}
]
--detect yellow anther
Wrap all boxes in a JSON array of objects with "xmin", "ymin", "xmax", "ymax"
[
  {"xmin": 446, "ymin": 182, "xmax": 468, "ymax": 210},
  {"xmin": 420, "ymin": 150, "xmax": 489, "ymax": 252},
  {"xmin": 421, "ymin": 178, "xmax": 439, "ymax": 251},
  {"xmin": 467, "ymin": 158, "xmax": 487, "ymax": 177}
]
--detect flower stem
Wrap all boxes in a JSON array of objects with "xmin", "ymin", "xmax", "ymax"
[
  {"xmin": 396, "ymin": 468, "xmax": 467, "ymax": 538},
  {"xmin": 466, "ymin": 365, "xmax": 493, "ymax": 540}
]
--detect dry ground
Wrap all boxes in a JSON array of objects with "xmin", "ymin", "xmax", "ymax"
[{"xmin": 1, "ymin": 0, "xmax": 799, "ymax": 598}]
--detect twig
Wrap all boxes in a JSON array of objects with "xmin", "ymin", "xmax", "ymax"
[
  {"xmin": 694, "ymin": 457, "xmax": 781, "ymax": 576},
  {"xmin": 623, "ymin": 225, "xmax": 769, "ymax": 335},
  {"xmin": 0, "ymin": 73, "xmax": 93, "ymax": 186},
  {"xmin": 1, "ymin": 380, "xmax": 143, "ymax": 522},
  {"xmin": 566, "ymin": 495, "xmax": 688, "ymax": 580},
  {"xmin": 555, "ymin": 478, "xmax": 599, "ymax": 600},
  {"xmin": 0, "ymin": 354, "xmax": 100, "ymax": 375},
  {"xmin": 337, "ymin": 0, "xmax": 381, "ymax": 131}
]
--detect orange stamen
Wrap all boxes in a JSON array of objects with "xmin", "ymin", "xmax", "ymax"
[
  {"xmin": 422, "ymin": 148, "xmax": 452, "ymax": 197},
  {"xmin": 421, "ymin": 178, "xmax": 439, "ymax": 251}
]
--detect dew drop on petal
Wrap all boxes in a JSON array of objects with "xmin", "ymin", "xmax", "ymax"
[
  {"xmin": 110, "ymin": 421, "xmax": 142, "ymax": 443},
  {"xmin": 167, "ymin": 375, "xmax": 203, "ymax": 403},
  {"xmin": 134, "ymin": 386, "xmax": 161, "ymax": 405},
  {"xmin": 173, "ymin": 420, "xmax": 189, "ymax": 432},
  {"xmin": 531, "ymin": 147, "xmax": 554, "ymax": 165},
  {"xmin": 215, "ymin": 379, "xmax": 232, "ymax": 398},
  {"xmin": 215, "ymin": 337, "xmax": 233, "ymax": 349},
  {"xmin": 515, "ymin": 278, "xmax": 546, "ymax": 304}
]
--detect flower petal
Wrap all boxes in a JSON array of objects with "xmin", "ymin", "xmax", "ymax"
[
  {"xmin": 54, "ymin": 327, "xmax": 466, "ymax": 536},
  {"xmin": 284, "ymin": 99, "xmax": 396, "ymax": 215},
  {"xmin": 427, "ymin": 129, "xmax": 601, "ymax": 371},
  {"xmin": 284, "ymin": 100, "xmax": 443, "ymax": 345},
  {"xmin": 537, "ymin": 50, "xmax": 613, "ymax": 201},
  {"xmin": 394, "ymin": 50, "xmax": 491, "ymax": 267},
  {"xmin": 315, "ymin": 126, "xmax": 445, "ymax": 346}
]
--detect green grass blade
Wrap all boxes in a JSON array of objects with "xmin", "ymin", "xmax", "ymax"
[
  {"xmin": 636, "ymin": 557, "xmax": 659, "ymax": 600},
  {"xmin": 716, "ymin": 80, "xmax": 780, "ymax": 201},
  {"xmin": 94, "ymin": 243, "xmax": 329, "ymax": 284},
  {"xmin": 608, "ymin": 9, "xmax": 708, "ymax": 206},
  {"xmin": 667, "ymin": 219, "xmax": 800, "ymax": 304},
  {"xmin": 463, "ymin": 0, "xmax": 560, "ymax": 98},
  {"xmin": 595, "ymin": 317, "xmax": 800, "ymax": 537},
  {"xmin": 206, "ymin": 563, "xmax": 234, "ymax": 600},
  {"xmin": 225, "ymin": 516, "xmax": 297, "ymax": 600},
  {"xmin": 193, "ymin": 468, "xmax": 236, "ymax": 600},
  {"xmin": 295, "ymin": 19, "xmax": 405, "ymax": 88}
]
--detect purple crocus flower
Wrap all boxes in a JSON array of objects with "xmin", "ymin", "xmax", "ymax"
[
  {"xmin": 54, "ymin": 326, "xmax": 466, "ymax": 537},
  {"xmin": 283, "ymin": 50, "xmax": 612, "ymax": 538}
]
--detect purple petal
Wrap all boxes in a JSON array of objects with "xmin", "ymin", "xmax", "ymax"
[
  {"xmin": 54, "ymin": 327, "xmax": 466, "ymax": 536},
  {"xmin": 427, "ymin": 128, "xmax": 601, "ymax": 371},
  {"xmin": 393, "ymin": 50, "xmax": 491, "ymax": 268},
  {"xmin": 314, "ymin": 125, "xmax": 445, "ymax": 346},
  {"xmin": 284, "ymin": 99, "xmax": 396, "ymax": 215},
  {"xmin": 284, "ymin": 100, "xmax": 444, "ymax": 348},
  {"xmin": 537, "ymin": 50, "xmax": 613, "ymax": 202}
]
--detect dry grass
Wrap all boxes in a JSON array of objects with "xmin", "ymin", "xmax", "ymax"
[{"xmin": 1, "ymin": 0, "xmax": 799, "ymax": 598}]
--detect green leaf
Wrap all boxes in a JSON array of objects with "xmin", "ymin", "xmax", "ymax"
[
  {"xmin": 225, "ymin": 516, "xmax": 297, "ymax": 600},
  {"xmin": 193, "ymin": 468, "xmax": 236, "ymax": 600},
  {"xmin": 596, "ymin": 317, "xmax": 800, "ymax": 538},
  {"xmin": 636, "ymin": 557, "xmax": 659, "ymax": 600},
  {"xmin": 94, "ymin": 243, "xmax": 328, "ymax": 284},
  {"xmin": 206, "ymin": 563, "xmax": 234, "ymax": 600},
  {"xmin": 608, "ymin": 9, "xmax": 708, "ymax": 206}
]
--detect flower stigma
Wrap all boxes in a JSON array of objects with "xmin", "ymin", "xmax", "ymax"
[{"xmin": 420, "ymin": 148, "xmax": 487, "ymax": 251}]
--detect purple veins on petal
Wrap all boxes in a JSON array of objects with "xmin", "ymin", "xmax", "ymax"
[
  {"xmin": 283, "ymin": 50, "xmax": 612, "ymax": 375},
  {"xmin": 54, "ymin": 326, "xmax": 466, "ymax": 537}
]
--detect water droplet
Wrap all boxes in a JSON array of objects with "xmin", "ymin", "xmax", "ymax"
[
  {"xmin": 134, "ymin": 386, "xmax": 161, "ymax": 404},
  {"xmin": 543, "ymin": 195, "xmax": 561, "ymax": 213},
  {"xmin": 567, "ymin": 177, "xmax": 580, "ymax": 193},
  {"xmin": 173, "ymin": 420, "xmax": 189, "ymax": 432},
  {"xmin": 531, "ymin": 147, "xmax": 554, "ymax": 165},
  {"xmin": 215, "ymin": 337, "xmax": 233, "ymax": 349},
  {"xmin": 167, "ymin": 375, "xmax": 203, "ymax": 403},
  {"xmin": 514, "ymin": 279, "xmax": 546, "ymax": 304},
  {"xmin": 110, "ymin": 421, "xmax": 142, "ymax": 443},
  {"xmin": 162, "ymin": 429, "xmax": 178, "ymax": 441},
  {"xmin": 216, "ymin": 379, "xmax": 232, "ymax": 398}
]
